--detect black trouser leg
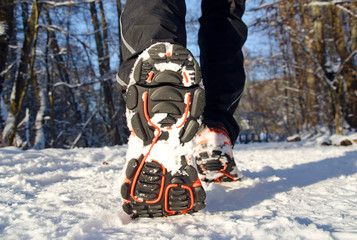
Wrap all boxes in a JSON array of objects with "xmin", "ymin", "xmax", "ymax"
[
  {"xmin": 118, "ymin": 0, "xmax": 187, "ymax": 86},
  {"xmin": 118, "ymin": 0, "xmax": 247, "ymax": 143},
  {"xmin": 199, "ymin": 0, "xmax": 247, "ymax": 143}
]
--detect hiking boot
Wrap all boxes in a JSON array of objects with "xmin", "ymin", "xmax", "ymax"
[
  {"xmin": 193, "ymin": 125, "xmax": 243, "ymax": 183},
  {"xmin": 120, "ymin": 43, "xmax": 206, "ymax": 218}
]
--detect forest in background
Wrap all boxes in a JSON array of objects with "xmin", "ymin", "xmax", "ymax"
[
  {"xmin": 0, "ymin": 0, "xmax": 128, "ymax": 149},
  {"xmin": 0, "ymin": 0, "xmax": 356, "ymax": 149},
  {"xmin": 238, "ymin": 0, "xmax": 357, "ymax": 141}
]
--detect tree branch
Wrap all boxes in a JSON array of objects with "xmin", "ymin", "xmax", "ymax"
[
  {"xmin": 39, "ymin": 0, "xmax": 95, "ymax": 7},
  {"xmin": 307, "ymin": 1, "xmax": 357, "ymax": 18}
]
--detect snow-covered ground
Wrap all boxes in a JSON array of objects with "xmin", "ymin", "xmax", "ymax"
[{"xmin": 0, "ymin": 141, "xmax": 356, "ymax": 239}]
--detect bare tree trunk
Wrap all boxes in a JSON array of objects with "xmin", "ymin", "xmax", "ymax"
[
  {"xmin": 280, "ymin": 35, "xmax": 296, "ymax": 135},
  {"xmin": 279, "ymin": 0, "xmax": 307, "ymax": 132},
  {"xmin": 43, "ymin": 29, "xmax": 55, "ymax": 147},
  {"xmin": 29, "ymin": 29, "xmax": 45, "ymax": 149},
  {"xmin": 352, "ymin": 1, "xmax": 357, "ymax": 55},
  {"xmin": 311, "ymin": 1, "xmax": 336, "ymax": 133},
  {"xmin": 348, "ymin": 1, "xmax": 357, "ymax": 129},
  {"xmin": 90, "ymin": 0, "xmax": 121, "ymax": 145},
  {"xmin": 0, "ymin": 0, "xmax": 15, "ymax": 133},
  {"xmin": 311, "ymin": 2, "xmax": 326, "ymax": 70},
  {"xmin": 98, "ymin": 1, "xmax": 109, "ymax": 64},
  {"xmin": 329, "ymin": 5, "xmax": 357, "ymax": 131},
  {"xmin": 116, "ymin": 0, "xmax": 123, "ymax": 64},
  {"xmin": 0, "ymin": 0, "xmax": 14, "ymax": 90},
  {"xmin": 8, "ymin": 0, "xmax": 40, "ymax": 145},
  {"xmin": 333, "ymin": 76, "xmax": 345, "ymax": 135},
  {"xmin": 301, "ymin": 2, "xmax": 319, "ymax": 130}
]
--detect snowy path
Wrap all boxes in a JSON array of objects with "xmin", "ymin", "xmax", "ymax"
[{"xmin": 0, "ymin": 143, "xmax": 356, "ymax": 239}]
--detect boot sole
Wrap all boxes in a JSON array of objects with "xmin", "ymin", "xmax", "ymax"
[
  {"xmin": 196, "ymin": 150, "xmax": 242, "ymax": 183},
  {"xmin": 121, "ymin": 43, "xmax": 206, "ymax": 218}
]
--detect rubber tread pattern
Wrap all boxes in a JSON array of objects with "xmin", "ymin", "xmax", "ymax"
[
  {"xmin": 121, "ymin": 155, "xmax": 206, "ymax": 218},
  {"xmin": 127, "ymin": 43, "xmax": 205, "ymax": 146},
  {"xmin": 196, "ymin": 150, "xmax": 241, "ymax": 183}
]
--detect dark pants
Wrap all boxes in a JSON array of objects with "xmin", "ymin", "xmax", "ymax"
[{"xmin": 118, "ymin": 0, "xmax": 247, "ymax": 143}]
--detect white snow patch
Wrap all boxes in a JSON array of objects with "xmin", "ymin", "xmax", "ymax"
[
  {"xmin": 154, "ymin": 62, "xmax": 182, "ymax": 72},
  {"xmin": 0, "ymin": 21, "xmax": 7, "ymax": 36},
  {"xmin": 1, "ymin": 142, "xmax": 357, "ymax": 239},
  {"xmin": 330, "ymin": 134, "xmax": 356, "ymax": 146},
  {"xmin": 2, "ymin": 112, "xmax": 14, "ymax": 140},
  {"xmin": 33, "ymin": 89, "xmax": 46, "ymax": 149},
  {"xmin": 0, "ymin": 95, "xmax": 7, "ymax": 124}
]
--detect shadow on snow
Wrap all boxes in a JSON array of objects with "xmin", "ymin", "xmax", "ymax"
[{"xmin": 205, "ymin": 149, "xmax": 357, "ymax": 212}]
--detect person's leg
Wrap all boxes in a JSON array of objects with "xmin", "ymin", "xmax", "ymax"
[
  {"xmin": 198, "ymin": 0, "xmax": 247, "ymax": 143},
  {"xmin": 118, "ymin": 0, "xmax": 206, "ymax": 218},
  {"xmin": 118, "ymin": 0, "xmax": 187, "ymax": 88},
  {"xmin": 194, "ymin": 0, "xmax": 247, "ymax": 182}
]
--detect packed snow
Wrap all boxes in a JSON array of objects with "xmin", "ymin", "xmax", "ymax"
[{"xmin": 1, "ymin": 140, "xmax": 356, "ymax": 239}]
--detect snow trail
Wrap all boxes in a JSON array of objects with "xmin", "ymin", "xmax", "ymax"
[{"xmin": 0, "ymin": 142, "xmax": 356, "ymax": 239}]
